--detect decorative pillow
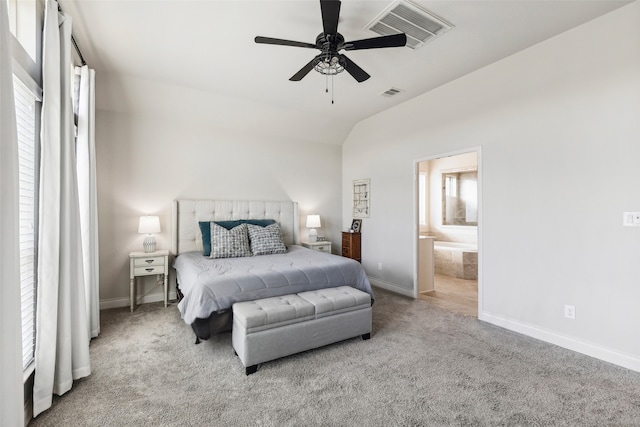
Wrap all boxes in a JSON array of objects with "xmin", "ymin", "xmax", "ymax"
[
  {"xmin": 199, "ymin": 222, "xmax": 213, "ymax": 256},
  {"xmin": 215, "ymin": 219, "xmax": 275, "ymax": 230},
  {"xmin": 247, "ymin": 223, "xmax": 287, "ymax": 256},
  {"xmin": 199, "ymin": 219, "xmax": 275, "ymax": 256},
  {"xmin": 209, "ymin": 223, "xmax": 252, "ymax": 259}
]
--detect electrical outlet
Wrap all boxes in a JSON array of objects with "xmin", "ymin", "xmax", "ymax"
[
  {"xmin": 564, "ymin": 304, "xmax": 576, "ymax": 320},
  {"xmin": 623, "ymin": 212, "xmax": 640, "ymax": 227},
  {"xmin": 377, "ymin": 262, "xmax": 383, "ymax": 271}
]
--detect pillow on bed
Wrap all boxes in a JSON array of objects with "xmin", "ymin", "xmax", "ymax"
[
  {"xmin": 199, "ymin": 219, "xmax": 276, "ymax": 256},
  {"xmin": 209, "ymin": 223, "xmax": 252, "ymax": 259},
  {"xmin": 215, "ymin": 219, "xmax": 275, "ymax": 230},
  {"xmin": 247, "ymin": 223, "xmax": 287, "ymax": 256}
]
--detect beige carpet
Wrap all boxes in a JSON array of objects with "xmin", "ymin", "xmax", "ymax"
[{"xmin": 30, "ymin": 287, "xmax": 640, "ymax": 426}]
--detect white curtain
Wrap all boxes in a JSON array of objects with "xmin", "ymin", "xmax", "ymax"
[
  {"xmin": 75, "ymin": 65, "xmax": 100, "ymax": 338},
  {"xmin": 33, "ymin": 0, "xmax": 91, "ymax": 417},
  {"xmin": 0, "ymin": 0, "xmax": 25, "ymax": 424}
]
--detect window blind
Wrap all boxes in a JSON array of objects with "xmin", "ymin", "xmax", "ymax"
[{"xmin": 13, "ymin": 75, "xmax": 37, "ymax": 370}]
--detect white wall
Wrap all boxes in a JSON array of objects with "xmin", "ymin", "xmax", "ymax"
[
  {"xmin": 96, "ymin": 100, "xmax": 342, "ymax": 306},
  {"xmin": 342, "ymin": 2, "xmax": 640, "ymax": 370}
]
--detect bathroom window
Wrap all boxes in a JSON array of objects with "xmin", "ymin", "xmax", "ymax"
[{"xmin": 442, "ymin": 170, "xmax": 477, "ymax": 226}]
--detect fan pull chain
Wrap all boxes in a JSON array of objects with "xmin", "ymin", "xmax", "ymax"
[{"xmin": 331, "ymin": 74, "xmax": 334, "ymax": 104}]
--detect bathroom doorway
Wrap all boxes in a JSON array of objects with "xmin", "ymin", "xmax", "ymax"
[{"xmin": 415, "ymin": 148, "xmax": 480, "ymax": 317}]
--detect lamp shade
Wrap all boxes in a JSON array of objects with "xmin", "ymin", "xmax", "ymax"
[
  {"xmin": 306, "ymin": 214, "xmax": 321, "ymax": 229},
  {"xmin": 138, "ymin": 215, "xmax": 161, "ymax": 234}
]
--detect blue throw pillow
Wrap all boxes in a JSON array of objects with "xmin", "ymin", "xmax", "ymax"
[
  {"xmin": 199, "ymin": 219, "xmax": 276, "ymax": 256},
  {"xmin": 198, "ymin": 221, "xmax": 213, "ymax": 256}
]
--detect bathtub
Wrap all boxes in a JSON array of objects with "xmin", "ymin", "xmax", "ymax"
[
  {"xmin": 433, "ymin": 241, "xmax": 477, "ymax": 252},
  {"xmin": 433, "ymin": 241, "xmax": 478, "ymax": 280}
]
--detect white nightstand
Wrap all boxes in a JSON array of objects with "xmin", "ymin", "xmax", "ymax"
[
  {"xmin": 302, "ymin": 241, "xmax": 332, "ymax": 254},
  {"xmin": 129, "ymin": 249, "xmax": 169, "ymax": 312}
]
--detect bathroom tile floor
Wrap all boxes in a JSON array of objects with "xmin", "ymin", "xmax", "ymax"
[{"xmin": 419, "ymin": 274, "xmax": 478, "ymax": 317}]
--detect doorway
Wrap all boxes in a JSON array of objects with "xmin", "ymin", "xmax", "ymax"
[{"xmin": 415, "ymin": 148, "xmax": 480, "ymax": 317}]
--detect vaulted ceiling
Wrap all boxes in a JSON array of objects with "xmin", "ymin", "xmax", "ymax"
[{"xmin": 60, "ymin": 0, "xmax": 631, "ymax": 145}]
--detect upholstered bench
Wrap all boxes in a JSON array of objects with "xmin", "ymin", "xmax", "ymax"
[{"xmin": 232, "ymin": 286, "xmax": 372, "ymax": 375}]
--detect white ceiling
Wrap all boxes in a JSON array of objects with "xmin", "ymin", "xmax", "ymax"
[{"xmin": 60, "ymin": 0, "xmax": 631, "ymax": 144}]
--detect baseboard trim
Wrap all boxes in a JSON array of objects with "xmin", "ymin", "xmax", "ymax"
[
  {"xmin": 479, "ymin": 311, "xmax": 640, "ymax": 373},
  {"xmin": 368, "ymin": 277, "xmax": 414, "ymax": 298},
  {"xmin": 100, "ymin": 291, "xmax": 177, "ymax": 310}
]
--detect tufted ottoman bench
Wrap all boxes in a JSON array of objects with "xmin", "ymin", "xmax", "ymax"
[{"xmin": 232, "ymin": 286, "xmax": 372, "ymax": 375}]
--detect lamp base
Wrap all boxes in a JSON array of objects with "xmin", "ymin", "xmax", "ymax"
[
  {"xmin": 309, "ymin": 228, "xmax": 318, "ymax": 242},
  {"xmin": 143, "ymin": 235, "xmax": 156, "ymax": 253}
]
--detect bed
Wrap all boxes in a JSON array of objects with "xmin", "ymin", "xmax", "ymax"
[{"xmin": 172, "ymin": 200, "xmax": 374, "ymax": 342}]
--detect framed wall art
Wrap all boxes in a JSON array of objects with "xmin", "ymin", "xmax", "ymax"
[{"xmin": 352, "ymin": 179, "xmax": 370, "ymax": 218}]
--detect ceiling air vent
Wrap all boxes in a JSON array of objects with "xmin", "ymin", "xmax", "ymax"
[
  {"xmin": 380, "ymin": 87, "xmax": 403, "ymax": 98},
  {"xmin": 365, "ymin": 1, "xmax": 453, "ymax": 50}
]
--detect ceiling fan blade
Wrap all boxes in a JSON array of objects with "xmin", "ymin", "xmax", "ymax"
[
  {"xmin": 289, "ymin": 58, "xmax": 317, "ymax": 81},
  {"xmin": 343, "ymin": 33, "xmax": 407, "ymax": 51},
  {"xmin": 320, "ymin": 0, "xmax": 340, "ymax": 36},
  {"xmin": 342, "ymin": 55, "xmax": 370, "ymax": 83},
  {"xmin": 255, "ymin": 36, "xmax": 317, "ymax": 49}
]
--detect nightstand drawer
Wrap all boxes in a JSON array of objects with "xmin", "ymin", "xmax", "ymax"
[
  {"xmin": 302, "ymin": 241, "xmax": 332, "ymax": 254},
  {"xmin": 134, "ymin": 266, "xmax": 164, "ymax": 276},
  {"xmin": 134, "ymin": 256, "xmax": 165, "ymax": 267}
]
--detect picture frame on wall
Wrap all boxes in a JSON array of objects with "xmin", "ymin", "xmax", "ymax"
[
  {"xmin": 353, "ymin": 179, "xmax": 370, "ymax": 218},
  {"xmin": 351, "ymin": 219, "xmax": 362, "ymax": 233}
]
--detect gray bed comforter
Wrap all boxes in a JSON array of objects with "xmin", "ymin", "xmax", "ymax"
[{"xmin": 174, "ymin": 245, "xmax": 373, "ymax": 324}]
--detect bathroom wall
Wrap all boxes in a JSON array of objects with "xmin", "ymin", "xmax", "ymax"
[{"xmin": 421, "ymin": 151, "xmax": 478, "ymax": 244}]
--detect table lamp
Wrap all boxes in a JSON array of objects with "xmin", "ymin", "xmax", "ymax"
[
  {"xmin": 306, "ymin": 214, "xmax": 321, "ymax": 242},
  {"xmin": 138, "ymin": 215, "xmax": 161, "ymax": 253}
]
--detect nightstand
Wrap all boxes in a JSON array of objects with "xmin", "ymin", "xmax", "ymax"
[
  {"xmin": 302, "ymin": 241, "xmax": 332, "ymax": 254},
  {"xmin": 129, "ymin": 249, "xmax": 169, "ymax": 312},
  {"xmin": 342, "ymin": 232, "xmax": 361, "ymax": 262}
]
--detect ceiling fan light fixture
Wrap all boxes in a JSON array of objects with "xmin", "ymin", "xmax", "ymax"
[{"xmin": 313, "ymin": 54, "xmax": 346, "ymax": 75}]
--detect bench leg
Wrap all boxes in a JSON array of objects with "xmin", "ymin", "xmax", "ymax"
[
  {"xmin": 245, "ymin": 365, "xmax": 258, "ymax": 376},
  {"xmin": 362, "ymin": 333, "xmax": 371, "ymax": 340}
]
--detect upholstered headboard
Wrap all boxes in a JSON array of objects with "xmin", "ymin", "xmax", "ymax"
[{"xmin": 172, "ymin": 200, "xmax": 299, "ymax": 255}]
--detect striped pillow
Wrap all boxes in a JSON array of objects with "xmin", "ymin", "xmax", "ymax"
[
  {"xmin": 247, "ymin": 223, "xmax": 287, "ymax": 256},
  {"xmin": 209, "ymin": 223, "xmax": 252, "ymax": 259}
]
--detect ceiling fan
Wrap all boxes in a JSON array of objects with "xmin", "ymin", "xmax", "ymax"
[{"xmin": 255, "ymin": 0, "xmax": 407, "ymax": 83}]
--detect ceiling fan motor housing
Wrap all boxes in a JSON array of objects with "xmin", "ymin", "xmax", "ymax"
[{"xmin": 315, "ymin": 32, "xmax": 345, "ymax": 51}]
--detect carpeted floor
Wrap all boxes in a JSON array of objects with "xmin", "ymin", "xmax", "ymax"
[{"xmin": 30, "ymin": 287, "xmax": 640, "ymax": 426}]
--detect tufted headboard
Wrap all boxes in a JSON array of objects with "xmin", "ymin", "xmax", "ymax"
[{"xmin": 172, "ymin": 200, "xmax": 299, "ymax": 255}]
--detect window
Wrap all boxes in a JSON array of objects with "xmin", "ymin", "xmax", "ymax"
[
  {"xmin": 8, "ymin": 0, "xmax": 42, "ymax": 373},
  {"xmin": 13, "ymin": 75, "xmax": 39, "ymax": 370},
  {"xmin": 7, "ymin": 0, "xmax": 37, "ymax": 61}
]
